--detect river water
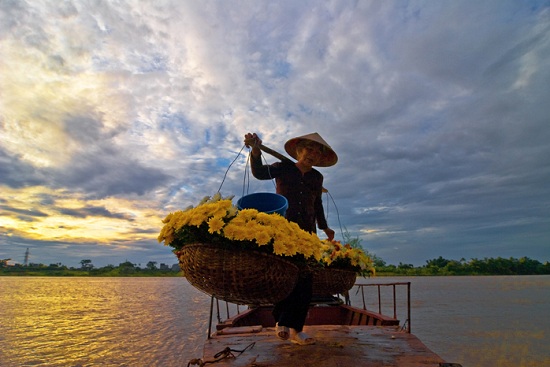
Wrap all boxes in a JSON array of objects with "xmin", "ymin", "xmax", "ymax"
[{"xmin": 1, "ymin": 275, "xmax": 548, "ymax": 367}]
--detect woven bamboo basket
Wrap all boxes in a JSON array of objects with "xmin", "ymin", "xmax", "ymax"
[
  {"xmin": 312, "ymin": 267, "xmax": 357, "ymax": 296},
  {"xmin": 177, "ymin": 243, "xmax": 300, "ymax": 305}
]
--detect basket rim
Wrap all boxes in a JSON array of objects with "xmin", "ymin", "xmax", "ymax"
[{"xmin": 181, "ymin": 242, "xmax": 301, "ymax": 270}]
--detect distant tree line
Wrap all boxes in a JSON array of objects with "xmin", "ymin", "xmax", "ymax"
[
  {"xmin": 2, "ymin": 255, "xmax": 548, "ymax": 276},
  {"xmin": 373, "ymin": 256, "xmax": 550, "ymax": 276},
  {"xmin": 0, "ymin": 259, "xmax": 180, "ymax": 277},
  {"xmin": 341, "ymin": 232, "xmax": 550, "ymax": 276}
]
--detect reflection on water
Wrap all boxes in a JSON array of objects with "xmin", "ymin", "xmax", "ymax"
[
  {"xmin": 1, "ymin": 277, "xmax": 210, "ymax": 367},
  {"xmin": 1, "ymin": 276, "xmax": 549, "ymax": 367},
  {"xmin": 350, "ymin": 275, "xmax": 550, "ymax": 367}
]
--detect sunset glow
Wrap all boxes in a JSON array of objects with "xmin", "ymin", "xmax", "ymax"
[{"xmin": 1, "ymin": 1, "xmax": 548, "ymax": 267}]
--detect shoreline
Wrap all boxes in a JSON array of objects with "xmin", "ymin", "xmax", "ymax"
[{"xmin": 2, "ymin": 271, "xmax": 548, "ymax": 277}]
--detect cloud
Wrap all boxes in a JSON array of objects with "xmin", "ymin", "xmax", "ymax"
[{"xmin": 1, "ymin": 1, "xmax": 549, "ymax": 267}]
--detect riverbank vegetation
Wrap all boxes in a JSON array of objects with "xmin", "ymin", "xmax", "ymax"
[
  {"xmin": 1, "ymin": 256, "xmax": 548, "ymax": 276},
  {"xmin": 370, "ymin": 255, "xmax": 550, "ymax": 276},
  {"xmin": 0, "ymin": 260, "xmax": 180, "ymax": 277}
]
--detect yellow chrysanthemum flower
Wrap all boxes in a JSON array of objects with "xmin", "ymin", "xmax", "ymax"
[
  {"xmin": 207, "ymin": 216, "xmax": 225, "ymax": 234},
  {"xmin": 254, "ymin": 231, "xmax": 271, "ymax": 246},
  {"xmin": 158, "ymin": 194, "xmax": 374, "ymax": 275}
]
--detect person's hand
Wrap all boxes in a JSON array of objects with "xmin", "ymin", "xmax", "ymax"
[
  {"xmin": 244, "ymin": 133, "xmax": 262, "ymax": 156},
  {"xmin": 323, "ymin": 227, "xmax": 335, "ymax": 241},
  {"xmin": 244, "ymin": 132, "xmax": 262, "ymax": 147}
]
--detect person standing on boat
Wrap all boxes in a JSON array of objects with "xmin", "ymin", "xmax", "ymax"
[{"xmin": 244, "ymin": 131, "xmax": 337, "ymax": 345}]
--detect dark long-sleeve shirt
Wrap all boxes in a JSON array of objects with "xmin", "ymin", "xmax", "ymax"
[{"xmin": 250, "ymin": 154, "xmax": 328, "ymax": 233}]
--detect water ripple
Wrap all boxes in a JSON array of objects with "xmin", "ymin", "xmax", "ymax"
[
  {"xmin": 1, "ymin": 277, "xmax": 210, "ymax": 367},
  {"xmin": 1, "ymin": 276, "xmax": 548, "ymax": 367}
]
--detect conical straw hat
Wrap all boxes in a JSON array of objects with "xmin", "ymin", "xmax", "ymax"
[{"xmin": 284, "ymin": 132, "xmax": 338, "ymax": 167}]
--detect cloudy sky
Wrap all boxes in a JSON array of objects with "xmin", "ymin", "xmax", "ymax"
[{"xmin": 1, "ymin": 0, "xmax": 549, "ymax": 268}]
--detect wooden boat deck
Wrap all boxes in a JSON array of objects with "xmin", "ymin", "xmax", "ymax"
[
  {"xmin": 203, "ymin": 324, "xmax": 446, "ymax": 367},
  {"xmin": 193, "ymin": 285, "xmax": 461, "ymax": 367},
  {"xmin": 199, "ymin": 304, "xmax": 449, "ymax": 367}
]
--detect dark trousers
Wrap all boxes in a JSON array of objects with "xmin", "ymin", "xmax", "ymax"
[{"xmin": 272, "ymin": 271, "xmax": 312, "ymax": 332}]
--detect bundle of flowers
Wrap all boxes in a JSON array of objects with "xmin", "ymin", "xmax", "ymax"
[
  {"xmin": 158, "ymin": 193, "xmax": 374, "ymax": 275},
  {"xmin": 320, "ymin": 240, "xmax": 375, "ymax": 277}
]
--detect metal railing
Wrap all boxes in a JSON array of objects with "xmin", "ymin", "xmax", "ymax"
[
  {"xmin": 207, "ymin": 281, "xmax": 412, "ymax": 337},
  {"xmin": 352, "ymin": 282, "xmax": 411, "ymax": 333}
]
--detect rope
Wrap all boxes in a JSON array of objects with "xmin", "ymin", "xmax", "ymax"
[
  {"xmin": 241, "ymin": 146, "xmax": 276, "ymax": 198},
  {"xmin": 262, "ymin": 154, "xmax": 277, "ymax": 190},
  {"xmin": 215, "ymin": 145, "xmax": 249, "ymax": 329},
  {"xmin": 217, "ymin": 144, "xmax": 248, "ymax": 194},
  {"xmin": 218, "ymin": 143, "xmax": 276, "ymax": 198},
  {"xmin": 325, "ymin": 190, "xmax": 345, "ymax": 240},
  {"xmin": 242, "ymin": 152, "xmax": 251, "ymax": 198},
  {"xmin": 187, "ymin": 343, "xmax": 256, "ymax": 366}
]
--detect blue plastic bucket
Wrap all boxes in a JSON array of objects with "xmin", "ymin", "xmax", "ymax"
[{"xmin": 237, "ymin": 192, "xmax": 288, "ymax": 216}]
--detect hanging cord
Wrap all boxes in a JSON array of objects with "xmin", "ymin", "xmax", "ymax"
[
  {"xmin": 262, "ymin": 154, "xmax": 277, "ymax": 190},
  {"xmin": 215, "ymin": 145, "xmax": 250, "ymax": 321},
  {"xmin": 241, "ymin": 146, "xmax": 277, "ymax": 197},
  {"xmin": 219, "ymin": 143, "xmax": 276, "ymax": 197},
  {"xmin": 242, "ymin": 152, "xmax": 251, "ymax": 198},
  {"xmin": 217, "ymin": 144, "xmax": 248, "ymax": 194},
  {"xmin": 324, "ymin": 190, "xmax": 345, "ymax": 241}
]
